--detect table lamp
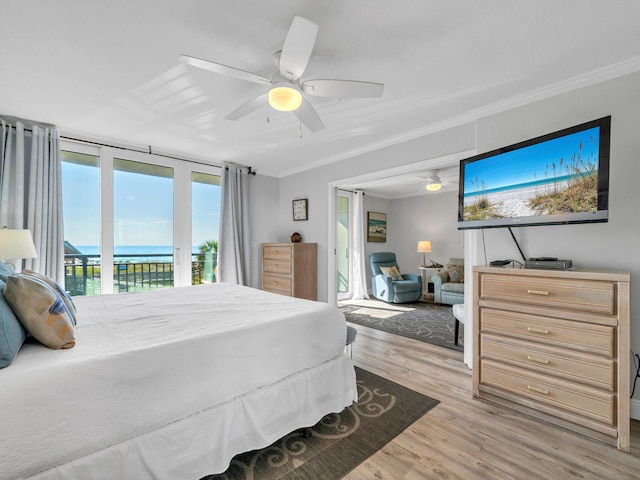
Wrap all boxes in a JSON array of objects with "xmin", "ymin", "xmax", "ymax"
[
  {"xmin": 0, "ymin": 227, "xmax": 38, "ymax": 268},
  {"xmin": 417, "ymin": 240, "xmax": 432, "ymax": 268}
]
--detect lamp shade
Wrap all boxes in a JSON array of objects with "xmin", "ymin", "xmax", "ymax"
[
  {"xmin": 268, "ymin": 84, "xmax": 302, "ymax": 112},
  {"xmin": 417, "ymin": 240, "xmax": 432, "ymax": 253},
  {"xmin": 0, "ymin": 228, "xmax": 38, "ymax": 260}
]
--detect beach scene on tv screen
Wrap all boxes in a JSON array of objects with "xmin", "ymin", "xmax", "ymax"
[{"xmin": 462, "ymin": 127, "xmax": 600, "ymax": 221}]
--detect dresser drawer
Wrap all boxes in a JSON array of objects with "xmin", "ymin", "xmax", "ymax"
[
  {"xmin": 263, "ymin": 245, "xmax": 292, "ymax": 261},
  {"xmin": 481, "ymin": 360, "xmax": 615, "ymax": 426},
  {"xmin": 263, "ymin": 258, "xmax": 292, "ymax": 275},
  {"xmin": 480, "ymin": 274, "xmax": 615, "ymax": 314},
  {"xmin": 481, "ymin": 334, "xmax": 614, "ymax": 391},
  {"xmin": 262, "ymin": 275, "xmax": 292, "ymax": 295},
  {"xmin": 480, "ymin": 308, "xmax": 614, "ymax": 357}
]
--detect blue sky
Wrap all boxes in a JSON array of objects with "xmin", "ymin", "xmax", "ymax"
[
  {"xmin": 463, "ymin": 127, "xmax": 600, "ymax": 193},
  {"xmin": 62, "ymin": 160, "xmax": 220, "ymax": 250}
]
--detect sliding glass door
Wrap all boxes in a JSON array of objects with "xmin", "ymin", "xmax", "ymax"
[
  {"xmin": 191, "ymin": 171, "xmax": 221, "ymax": 284},
  {"xmin": 337, "ymin": 192, "xmax": 353, "ymax": 300},
  {"xmin": 60, "ymin": 149, "xmax": 101, "ymax": 296},
  {"xmin": 113, "ymin": 158, "xmax": 174, "ymax": 293},
  {"xmin": 61, "ymin": 140, "xmax": 221, "ymax": 295}
]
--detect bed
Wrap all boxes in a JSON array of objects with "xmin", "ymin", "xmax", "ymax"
[{"xmin": 0, "ymin": 282, "xmax": 357, "ymax": 480}]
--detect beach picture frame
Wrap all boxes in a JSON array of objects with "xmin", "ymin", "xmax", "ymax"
[{"xmin": 367, "ymin": 211, "xmax": 387, "ymax": 242}]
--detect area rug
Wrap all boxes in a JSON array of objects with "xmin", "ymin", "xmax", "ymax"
[
  {"xmin": 339, "ymin": 299, "xmax": 463, "ymax": 351},
  {"xmin": 200, "ymin": 367, "xmax": 439, "ymax": 480}
]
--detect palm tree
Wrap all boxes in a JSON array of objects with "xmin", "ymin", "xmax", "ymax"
[
  {"xmin": 198, "ymin": 240, "xmax": 218, "ymax": 282},
  {"xmin": 200, "ymin": 240, "xmax": 218, "ymax": 255}
]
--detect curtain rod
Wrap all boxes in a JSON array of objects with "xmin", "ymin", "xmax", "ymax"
[
  {"xmin": 224, "ymin": 165, "xmax": 256, "ymax": 175},
  {"xmin": 337, "ymin": 188, "xmax": 364, "ymax": 195},
  {"xmin": 64, "ymin": 135, "xmax": 256, "ymax": 174},
  {"xmin": 61, "ymin": 134, "xmax": 221, "ymax": 169},
  {"xmin": 3, "ymin": 120, "xmax": 256, "ymax": 175}
]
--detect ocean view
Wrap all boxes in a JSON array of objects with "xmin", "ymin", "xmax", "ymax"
[
  {"xmin": 73, "ymin": 245, "xmax": 203, "ymax": 262},
  {"xmin": 463, "ymin": 174, "xmax": 574, "ymax": 199}
]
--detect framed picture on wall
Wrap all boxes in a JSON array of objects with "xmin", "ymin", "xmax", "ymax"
[
  {"xmin": 292, "ymin": 198, "xmax": 308, "ymax": 221},
  {"xmin": 367, "ymin": 211, "xmax": 387, "ymax": 242}
]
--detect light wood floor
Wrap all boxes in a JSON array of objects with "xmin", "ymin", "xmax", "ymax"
[{"xmin": 343, "ymin": 323, "xmax": 640, "ymax": 480}]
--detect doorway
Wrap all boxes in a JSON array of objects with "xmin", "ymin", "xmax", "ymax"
[{"xmin": 327, "ymin": 150, "xmax": 478, "ymax": 368}]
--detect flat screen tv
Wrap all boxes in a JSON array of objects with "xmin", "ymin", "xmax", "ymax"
[{"xmin": 458, "ymin": 116, "xmax": 611, "ymax": 230}]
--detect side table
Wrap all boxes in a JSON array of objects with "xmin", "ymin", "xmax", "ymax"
[{"xmin": 418, "ymin": 266, "xmax": 442, "ymax": 302}]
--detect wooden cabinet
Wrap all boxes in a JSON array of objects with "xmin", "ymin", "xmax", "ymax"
[
  {"xmin": 261, "ymin": 243, "xmax": 317, "ymax": 300},
  {"xmin": 472, "ymin": 267, "xmax": 630, "ymax": 451}
]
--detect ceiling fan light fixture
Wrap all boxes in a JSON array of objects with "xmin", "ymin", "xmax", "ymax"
[
  {"xmin": 426, "ymin": 180, "xmax": 442, "ymax": 191},
  {"xmin": 268, "ymin": 84, "xmax": 302, "ymax": 112}
]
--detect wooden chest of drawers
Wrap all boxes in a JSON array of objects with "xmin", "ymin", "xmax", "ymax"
[
  {"xmin": 261, "ymin": 243, "xmax": 317, "ymax": 300},
  {"xmin": 472, "ymin": 267, "xmax": 630, "ymax": 451}
]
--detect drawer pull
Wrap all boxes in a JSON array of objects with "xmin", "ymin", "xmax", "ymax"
[
  {"xmin": 527, "ymin": 326, "xmax": 549, "ymax": 334},
  {"xmin": 527, "ymin": 289, "xmax": 549, "ymax": 296},
  {"xmin": 273, "ymin": 250, "xmax": 280, "ymax": 254},
  {"xmin": 272, "ymin": 281, "xmax": 279, "ymax": 285},
  {"xmin": 527, "ymin": 355, "xmax": 550, "ymax": 364},
  {"xmin": 527, "ymin": 385, "xmax": 549, "ymax": 395},
  {"xmin": 273, "ymin": 264, "xmax": 279, "ymax": 267}
]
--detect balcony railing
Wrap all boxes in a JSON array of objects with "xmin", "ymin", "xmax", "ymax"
[{"xmin": 64, "ymin": 252, "xmax": 217, "ymax": 296}]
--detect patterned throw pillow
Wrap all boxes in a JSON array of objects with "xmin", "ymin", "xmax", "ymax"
[
  {"xmin": 3, "ymin": 273, "xmax": 76, "ymax": 349},
  {"xmin": 448, "ymin": 264, "xmax": 464, "ymax": 283},
  {"xmin": 380, "ymin": 265, "xmax": 403, "ymax": 281},
  {"xmin": 22, "ymin": 270, "xmax": 77, "ymax": 325}
]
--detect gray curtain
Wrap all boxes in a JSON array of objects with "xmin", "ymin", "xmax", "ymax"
[
  {"xmin": 351, "ymin": 190, "xmax": 369, "ymax": 300},
  {"xmin": 217, "ymin": 163, "xmax": 250, "ymax": 285},
  {"xmin": 0, "ymin": 118, "xmax": 64, "ymax": 283}
]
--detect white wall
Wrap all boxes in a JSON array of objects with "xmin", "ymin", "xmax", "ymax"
[
  {"xmin": 276, "ymin": 123, "xmax": 477, "ymax": 302},
  {"xmin": 246, "ymin": 173, "xmax": 280, "ymax": 289},
  {"xmin": 389, "ymin": 191, "xmax": 463, "ymax": 274},
  {"xmin": 265, "ymin": 69, "xmax": 640, "ymax": 404}
]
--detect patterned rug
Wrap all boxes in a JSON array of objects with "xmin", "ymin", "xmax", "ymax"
[
  {"xmin": 200, "ymin": 367, "xmax": 439, "ymax": 480},
  {"xmin": 339, "ymin": 298, "xmax": 463, "ymax": 351}
]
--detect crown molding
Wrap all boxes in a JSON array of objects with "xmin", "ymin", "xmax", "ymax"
[{"xmin": 279, "ymin": 55, "xmax": 640, "ymax": 179}]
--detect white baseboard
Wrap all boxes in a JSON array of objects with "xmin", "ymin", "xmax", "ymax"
[{"xmin": 631, "ymin": 398, "xmax": 640, "ymax": 421}]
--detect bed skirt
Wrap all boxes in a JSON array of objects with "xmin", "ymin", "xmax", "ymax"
[{"xmin": 25, "ymin": 354, "xmax": 357, "ymax": 480}]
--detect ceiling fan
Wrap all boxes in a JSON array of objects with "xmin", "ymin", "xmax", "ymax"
[
  {"xmin": 419, "ymin": 171, "xmax": 445, "ymax": 192},
  {"xmin": 179, "ymin": 16, "xmax": 384, "ymax": 133}
]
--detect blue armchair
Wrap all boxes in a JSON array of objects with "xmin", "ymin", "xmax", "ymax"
[
  {"xmin": 431, "ymin": 257, "xmax": 465, "ymax": 305},
  {"xmin": 369, "ymin": 252, "xmax": 422, "ymax": 303}
]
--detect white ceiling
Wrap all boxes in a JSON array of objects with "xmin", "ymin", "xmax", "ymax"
[{"xmin": 2, "ymin": 1, "xmax": 640, "ymax": 197}]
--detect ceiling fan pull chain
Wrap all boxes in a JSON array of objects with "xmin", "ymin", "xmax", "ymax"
[
  {"xmin": 266, "ymin": 102, "xmax": 270, "ymax": 124},
  {"xmin": 299, "ymin": 104, "xmax": 302, "ymax": 138}
]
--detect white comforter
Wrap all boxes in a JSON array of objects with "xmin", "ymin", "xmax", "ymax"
[{"xmin": 0, "ymin": 283, "xmax": 350, "ymax": 480}]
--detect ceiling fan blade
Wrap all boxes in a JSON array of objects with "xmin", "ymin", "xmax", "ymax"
[
  {"xmin": 302, "ymin": 79, "xmax": 384, "ymax": 98},
  {"xmin": 179, "ymin": 54, "xmax": 271, "ymax": 85},
  {"xmin": 292, "ymin": 97, "xmax": 324, "ymax": 132},
  {"xmin": 225, "ymin": 93, "xmax": 268, "ymax": 120},
  {"xmin": 279, "ymin": 16, "xmax": 318, "ymax": 81}
]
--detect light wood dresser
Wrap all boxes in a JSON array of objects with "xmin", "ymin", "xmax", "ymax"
[
  {"xmin": 472, "ymin": 266, "xmax": 630, "ymax": 451},
  {"xmin": 261, "ymin": 243, "xmax": 317, "ymax": 300}
]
